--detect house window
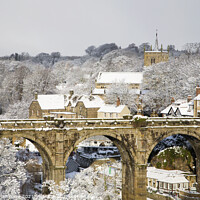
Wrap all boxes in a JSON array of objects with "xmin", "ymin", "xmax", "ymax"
[
  {"xmin": 169, "ymin": 184, "xmax": 172, "ymax": 190},
  {"xmin": 160, "ymin": 182, "xmax": 163, "ymax": 188},
  {"xmin": 151, "ymin": 58, "xmax": 155, "ymax": 64},
  {"xmin": 164, "ymin": 183, "xmax": 168, "ymax": 189},
  {"xmin": 104, "ymin": 113, "xmax": 106, "ymax": 118},
  {"xmin": 153, "ymin": 180, "xmax": 156, "ymax": 188}
]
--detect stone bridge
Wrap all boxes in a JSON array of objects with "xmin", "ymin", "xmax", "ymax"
[{"xmin": 1, "ymin": 117, "xmax": 200, "ymax": 200}]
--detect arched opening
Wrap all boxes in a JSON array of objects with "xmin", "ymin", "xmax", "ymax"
[
  {"xmin": 63, "ymin": 133, "xmax": 136, "ymax": 200},
  {"xmin": 147, "ymin": 134, "xmax": 200, "ymax": 198},
  {"xmin": 0, "ymin": 135, "xmax": 53, "ymax": 197},
  {"xmin": 65, "ymin": 135, "xmax": 122, "ymax": 199}
]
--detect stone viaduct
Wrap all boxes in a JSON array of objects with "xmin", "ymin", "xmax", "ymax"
[{"xmin": 1, "ymin": 117, "xmax": 200, "ymax": 200}]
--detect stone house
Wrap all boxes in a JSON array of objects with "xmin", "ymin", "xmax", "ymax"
[
  {"xmin": 161, "ymin": 98, "xmax": 193, "ymax": 117},
  {"xmin": 29, "ymin": 93, "xmax": 66, "ymax": 119},
  {"xmin": 97, "ymin": 98, "xmax": 131, "ymax": 119},
  {"xmin": 161, "ymin": 86, "xmax": 200, "ymax": 117},
  {"xmin": 74, "ymin": 95, "xmax": 105, "ymax": 118},
  {"xmin": 29, "ymin": 90, "xmax": 78, "ymax": 119}
]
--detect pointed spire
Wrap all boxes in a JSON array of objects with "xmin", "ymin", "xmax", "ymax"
[{"xmin": 154, "ymin": 29, "xmax": 159, "ymax": 51}]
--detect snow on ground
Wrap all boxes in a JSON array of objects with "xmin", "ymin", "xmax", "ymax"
[{"xmin": 66, "ymin": 171, "xmax": 78, "ymax": 179}]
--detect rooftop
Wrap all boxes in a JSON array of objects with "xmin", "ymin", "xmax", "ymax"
[
  {"xmin": 98, "ymin": 104, "xmax": 127, "ymax": 113},
  {"xmin": 37, "ymin": 94, "xmax": 65, "ymax": 110},
  {"xmin": 77, "ymin": 95, "xmax": 105, "ymax": 108},
  {"xmin": 96, "ymin": 72, "xmax": 143, "ymax": 84},
  {"xmin": 147, "ymin": 167, "xmax": 190, "ymax": 184}
]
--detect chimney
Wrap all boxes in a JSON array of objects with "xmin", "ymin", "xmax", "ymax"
[
  {"xmin": 116, "ymin": 97, "xmax": 120, "ymax": 107},
  {"xmin": 171, "ymin": 97, "xmax": 175, "ymax": 104},
  {"xmin": 196, "ymin": 85, "xmax": 200, "ymax": 96},
  {"xmin": 34, "ymin": 92, "xmax": 38, "ymax": 100},
  {"xmin": 187, "ymin": 95, "xmax": 192, "ymax": 103},
  {"xmin": 69, "ymin": 89, "xmax": 74, "ymax": 98}
]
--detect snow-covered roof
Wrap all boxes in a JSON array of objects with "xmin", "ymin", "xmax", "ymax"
[
  {"xmin": 161, "ymin": 99, "xmax": 193, "ymax": 116},
  {"xmin": 98, "ymin": 104, "xmax": 128, "ymax": 113},
  {"xmin": 64, "ymin": 94, "xmax": 80, "ymax": 107},
  {"xmin": 174, "ymin": 99, "xmax": 187, "ymax": 105},
  {"xmin": 96, "ymin": 72, "xmax": 143, "ymax": 84},
  {"xmin": 92, "ymin": 88, "xmax": 105, "ymax": 95},
  {"xmin": 147, "ymin": 167, "xmax": 189, "ymax": 184},
  {"xmin": 37, "ymin": 94, "xmax": 65, "ymax": 110},
  {"xmin": 77, "ymin": 95, "xmax": 105, "ymax": 108},
  {"xmin": 161, "ymin": 105, "xmax": 175, "ymax": 114},
  {"xmin": 176, "ymin": 102, "xmax": 193, "ymax": 116}
]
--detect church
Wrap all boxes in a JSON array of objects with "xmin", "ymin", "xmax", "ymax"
[{"xmin": 144, "ymin": 32, "xmax": 169, "ymax": 66}]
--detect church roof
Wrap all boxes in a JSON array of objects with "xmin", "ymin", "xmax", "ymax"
[{"xmin": 96, "ymin": 72, "xmax": 143, "ymax": 84}]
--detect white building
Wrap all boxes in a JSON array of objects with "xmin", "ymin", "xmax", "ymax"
[{"xmin": 147, "ymin": 167, "xmax": 192, "ymax": 194}]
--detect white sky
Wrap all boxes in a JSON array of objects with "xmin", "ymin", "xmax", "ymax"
[{"xmin": 0, "ymin": 0, "xmax": 200, "ymax": 56}]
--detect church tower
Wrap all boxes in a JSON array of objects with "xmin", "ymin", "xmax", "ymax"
[{"xmin": 144, "ymin": 31, "xmax": 169, "ymax": 66}]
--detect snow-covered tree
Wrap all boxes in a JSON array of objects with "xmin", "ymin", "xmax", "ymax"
[
  {"xmin": 0, "ymin": 138, "xmax": 27, "ymax": 199},
  {"xmin": 23, "ymin": 68, "xmax": 58, "ymax": 102},
  {"xmin": 33, "ymin": 163, "xmax": 121, "ymax": 200},
  {"xmin": 142, "ymin": 54, "xmax": 200, "ymax": 113},
  {"xmin": 183, "ymin": 43, "xmax": 200, "ymax": 58},
  {"xmin": 106, "ymin": 83, "xmax": 139, "ymax": 113}
]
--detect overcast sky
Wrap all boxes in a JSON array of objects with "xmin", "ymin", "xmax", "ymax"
[{"xmin": 0, "ymin": 0, "xmax": 199, "ymax": 56}]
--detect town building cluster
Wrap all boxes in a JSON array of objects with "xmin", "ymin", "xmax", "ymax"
[
  {"xmin": 29, "ymin": 90, "xmax": 131, "ymax": 119},
  {"xmin": 29, "ymin": 32, "xmax": 169, "ymax": 120},
  {"xmin": 161, "ymin": 86, "xmax": 200, "ymax": 117}
]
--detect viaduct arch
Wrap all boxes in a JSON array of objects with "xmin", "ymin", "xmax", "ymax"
[{"xmin": 1, "ymin": 117, "xmax": 200, "ymax": 199}]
